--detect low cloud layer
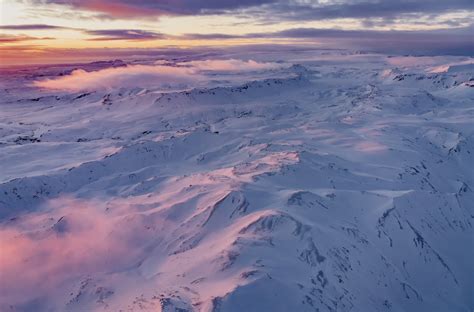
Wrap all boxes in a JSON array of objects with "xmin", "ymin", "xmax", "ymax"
[
  {"xmin": 0, "ymin": 197, "xmax": 151, "ymax": 307},
  {"xmin": 33, "ymin": 59, "xmax": 281, "ymax": 91},
  {"xmin": 85, "ymin": 29, "xmax": 166, "ymax": 41},
  {"xmin": 178, "ymin": 59, "xmax": 281, "ymax": 71}
]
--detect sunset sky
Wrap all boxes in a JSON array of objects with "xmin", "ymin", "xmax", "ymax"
[{"xmin": 0, "ymin": 0, "xmax": 473, "ymax": 64}]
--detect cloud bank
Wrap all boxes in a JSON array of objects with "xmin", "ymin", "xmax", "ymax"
[
  {"xmin": 33, "ymin": 59, "xmax": 281, "ymax": 91},
  {"xmin": 178, "ymin": 59, "xmax": 281, "ymax": 71},
  {"xmin": 33, "ymin": 64, "xmax": 200, "ymax": 91},
  {"xmin": 28, "ymin": 0, "xmax": 473, "ymax": 21},
  {"xmin": 178, "ymin": 26, "xmax": 474, "ymax": 56}
]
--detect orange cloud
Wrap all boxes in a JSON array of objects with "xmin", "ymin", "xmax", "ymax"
[{"xmin": 0, "ymin": 34, "xmax": 54, "ymax": 43}]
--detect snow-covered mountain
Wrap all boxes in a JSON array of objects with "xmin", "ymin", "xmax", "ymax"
[{"xmin": 0, "ymin": 51, "xmax": 473, "ymax": 311}]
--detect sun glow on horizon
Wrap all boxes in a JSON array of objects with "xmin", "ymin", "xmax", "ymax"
[{"xmin": 0, "ymin": 0, "xmax": 472, "ymax": 65}]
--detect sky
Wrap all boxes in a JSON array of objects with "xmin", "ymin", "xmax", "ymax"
[{"xmin": 0, "ymin": 0, "xmax": 473, "ymax": 64}]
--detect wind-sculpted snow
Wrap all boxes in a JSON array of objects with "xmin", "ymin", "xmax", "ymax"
[{"xmin": 0, "ymin": 53, "xmax": 473, "ymax": 312}]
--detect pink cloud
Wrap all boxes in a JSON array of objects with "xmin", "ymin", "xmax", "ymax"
[
  {"xmin": 28, "ymin": 0, "xmax": 275, "ymax": 18},
  {"xmin": 33, "ymin": 59, "xmax": 281, "ymax": 91},
  {"xmin": 0, "ymin": 197, "xmax": 149, "ymax": 306},
  {"xmin": 33, "ymin": 64, "xmax": 200, "ymax": 91},
  {"xmin": 179, "ymin": 59, "xmax": 281, "ymax": 71}
]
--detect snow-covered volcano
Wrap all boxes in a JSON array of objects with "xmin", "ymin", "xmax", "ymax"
[{"xmin": 0, "ymin": 51, "xmax": 473, "ymax": 311}]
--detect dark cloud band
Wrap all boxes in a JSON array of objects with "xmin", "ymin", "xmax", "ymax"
[
  {"xmin": 0, "ymin": 24, "xmax": 68, "ymax": 30},
  {"xmin": 28, "ymin": 0, "xmax": 473, "ymax": 20},
  {"xmin": 84, "ymin": 29, "xmax": 166, "ymax": 41}
]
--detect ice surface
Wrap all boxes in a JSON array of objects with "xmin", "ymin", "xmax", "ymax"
[{"xmin": 0, "ymin": 50, "xmax": 473, "ymax": 311}]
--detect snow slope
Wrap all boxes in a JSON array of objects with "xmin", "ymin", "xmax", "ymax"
[{"xmin": 0, "ymin": 51, "xmax": 473, "ymax": 311}]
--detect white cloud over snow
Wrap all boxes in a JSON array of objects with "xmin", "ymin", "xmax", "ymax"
[
  {"xmin": 34, "ymin": 65, "xmax": 200, "ymax": 92},
  {"xmin": 178, "ymin": 59, "xmax": 281, "ymax": 71},
  {"xmin": 33, "ymin": 59, "xmax": 281, "ymax": 92}
]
